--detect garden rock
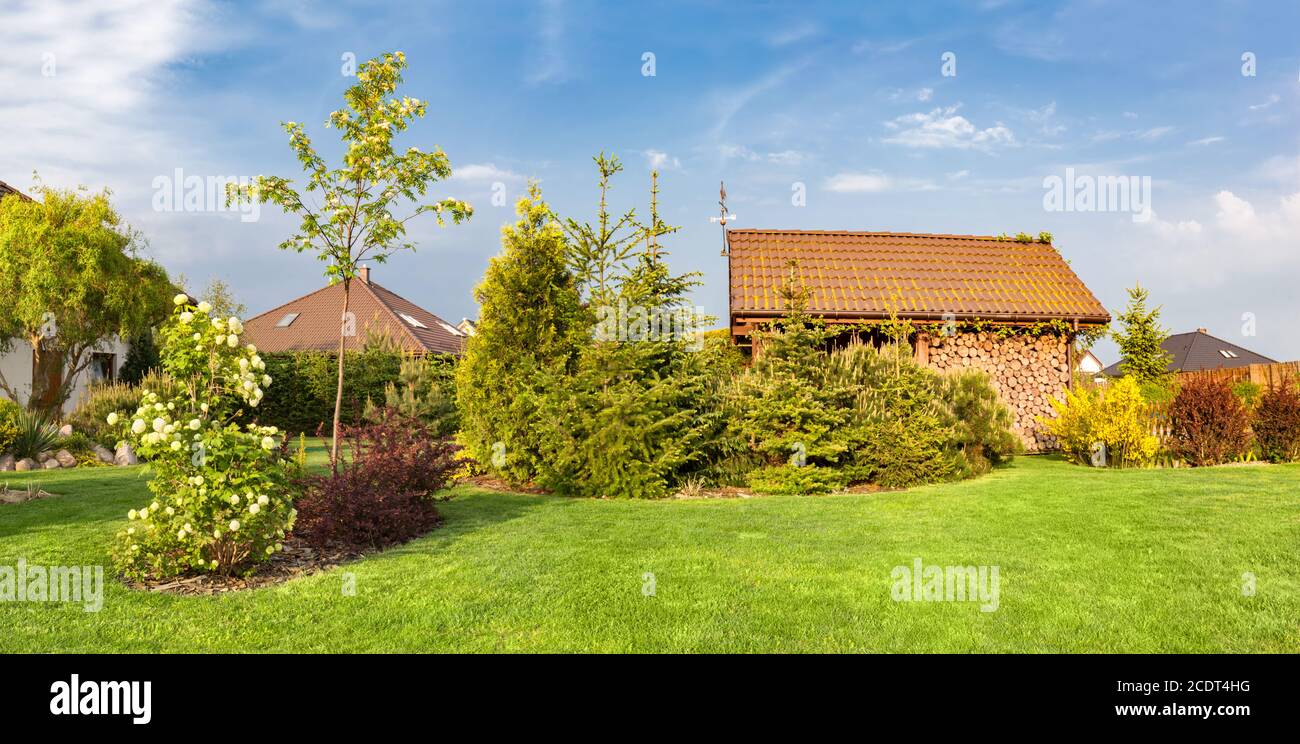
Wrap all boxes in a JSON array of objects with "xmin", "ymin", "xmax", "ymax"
[
  {"xmin": 37, "ymin": 451, "xmax": 53, "ymax": 463},
  {"xmin": 55, "ymin": 449, "xmax": 78, "ymax": 468},
  {"xmin": 93, "ymin": 445, "xmax": 115, "ymax": 464},
  {"xmin": 43, "ymin": 458, "xmax": 61, "ymax": 469},
  {"xmin": 59, "ymin": 424, "xmax": 73, "ymax": 436},
  {"xmin": 0, "ymin": 454, "xmax": 13, "ymax": 471},
  {"xmin": 15, "ymin": 458, "xmax": 37, "ymax": 471},
  {"xmin": 114, "ymin": 443, "xmax": 138, "ymax": 466}
]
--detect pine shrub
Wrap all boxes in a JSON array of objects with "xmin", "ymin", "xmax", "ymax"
[{"xmin": 939, "ymin": 369, "xmax": 1021, "ymax": 474}]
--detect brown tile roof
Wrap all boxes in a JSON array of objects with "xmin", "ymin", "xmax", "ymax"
[
  {"xmin": 242, "ymin": 276, "xmax": 465, "ymax": 355},
  {"xmin": 727, "ymin": 229, "xmax": 1111, "ymax": 324}
]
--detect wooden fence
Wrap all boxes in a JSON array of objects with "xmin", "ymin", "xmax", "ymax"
[{"xmin": 1178, "ymin": 362, "xmax": 1300, "ymax": 391}]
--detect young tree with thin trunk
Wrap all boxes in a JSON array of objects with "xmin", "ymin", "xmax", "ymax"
[{"xmin": 228, "ymin": 51, "xmax": 471, "ymax": 471}]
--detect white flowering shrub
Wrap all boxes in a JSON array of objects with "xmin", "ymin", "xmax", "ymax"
[{"xmin": 110, "ymin": 294, "xmax": 296, "ymax": 579}]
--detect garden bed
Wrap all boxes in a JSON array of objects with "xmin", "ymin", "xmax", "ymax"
[{"xmin": 124, "ymin": 537, "xmax": 362, "ymax": 595}]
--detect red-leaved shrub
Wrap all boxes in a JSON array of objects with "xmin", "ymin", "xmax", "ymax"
[
  {"xmin": 1167, "ymin": 377, "xmax": 1251, "ymax": 466},
  {"xmin": 294, "ymin": 408, "xmax": 459, "ymax": 551},
  {"xmin": 1252, "ymin": 384, "xmax": 1300, "ymax": 463}
]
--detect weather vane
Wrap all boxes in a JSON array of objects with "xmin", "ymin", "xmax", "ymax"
[{"xmin": 710, "ymin": 181, "xmax": 735, "ymax": 256}]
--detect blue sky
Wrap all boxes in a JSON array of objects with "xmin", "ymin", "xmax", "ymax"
[{"xmin": 4, "ymin": 0, "xmax": 1299, "ymax": 363}]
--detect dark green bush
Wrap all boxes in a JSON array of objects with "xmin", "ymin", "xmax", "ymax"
[
  {"xmin": 363, "ymin": 354, "xmax": 459, "ymax": 437},
  {"xmin": 1252, "ymin": 384, "xmax": 1300, "ymax": 463},
  {"xmin": 253, "ymin": 342, "xmax": 404, "ymax": 434},
  {"xmin": 835, "ymin": 343, "xmax": 968, "ymax": 488},
  {"xmin": 939, "ymin": 369, "xmax": 1022, "ymax": 474},
  {"xmin": 748, "ymin": 464, "xmax": 847, "ymax": 495}
]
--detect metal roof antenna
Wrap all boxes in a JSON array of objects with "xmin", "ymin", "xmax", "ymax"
[{"xmin": 710, "ymin": 181, "xmax": 735, "ymax": 256}]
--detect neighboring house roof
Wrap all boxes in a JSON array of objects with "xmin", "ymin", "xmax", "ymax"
[
  {"xmin": 1077, "ymin": 349, "xmax": 1104, "ymax": 373},
  {"xmin": 241, "ymin": 270, "xmax": 465, "ymax": 355},
  {"xmin": 1102, "ymin": 329, "xmax": 1277, "ymax": 376},
  {"xmin": 457, "ymin": 318, "xmax": 478, "ymax": 336},
  {"xmin": 726, "ymin": 229, "xmax": 1110, "ymax": 324},
  {"xmin": 0, "ymin": 180, "xmax": 33, "ymax": 201}
]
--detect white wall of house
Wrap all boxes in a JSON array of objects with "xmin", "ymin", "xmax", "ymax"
[{"xmin": 0, "ymin": 336, "xmax": 129, "ymax": 413}]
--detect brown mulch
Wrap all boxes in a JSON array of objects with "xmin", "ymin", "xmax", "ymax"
[
  {"xmin": 126, "ymin": 538, "xmax": 363, "ymax": 596},
  {"xmin": 459, "ymin": 474, "xmax": 551, "ymax": 495},
  {"xmin": 0, "ymin": 483, "xmax": 59, "ymax": 504}
]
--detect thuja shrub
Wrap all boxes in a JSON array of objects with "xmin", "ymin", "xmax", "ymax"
[
  {"xmin": 109, "ymin": 295, "xmax": 294, "ymax": 580},
  {"xmin": 1251, "ymin": 384, "xmax": 1300, "ymax": 463},
  {"xmin": 1167, "ymin": 377, "xmax": 1251, "ymax": 466},
  {"xmin": 294, "ymin": 408, "xmax": 459, "ymax": 552}
]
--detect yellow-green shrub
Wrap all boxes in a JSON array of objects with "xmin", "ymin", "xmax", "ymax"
[
  {"xmin": 0, "ymin": 397, "xmax": 21, "ymax": 455},
  {"xmin": 1041, "ymin": 376, "xmax": 1159, "ymax": 467}
]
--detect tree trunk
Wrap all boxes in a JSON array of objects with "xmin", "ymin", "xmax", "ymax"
[{"xmin": 330, "ymin": 280, "xmax": 351, "ymax": 474}]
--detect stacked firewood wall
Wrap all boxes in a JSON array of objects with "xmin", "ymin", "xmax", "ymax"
[{"xmin": 922, "ymin": 332, "xmax": 1070, "ymax": 452}]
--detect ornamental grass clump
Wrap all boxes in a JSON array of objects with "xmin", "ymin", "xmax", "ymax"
[{"xmin": 109, "ymin": 294, "xmax": 295, "ymax": 580}]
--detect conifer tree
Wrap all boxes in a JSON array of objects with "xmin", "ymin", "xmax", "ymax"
[
  {"xmin": 455, "ymin": 184, "xmax": 586, "ymax": 484},
  {"xmin": 1113, "ymin": 283, "xmax": 1172, "ymax": 385}
]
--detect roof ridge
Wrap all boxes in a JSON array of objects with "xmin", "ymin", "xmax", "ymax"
[
  {"xmin": 726, "ymin": 228, "xmax": 1049, "ymax": 243},
  {"xmin": 367, "ymin": 281, "xmax": 461, "ymax": 331},
  {"xmin": 1181, "ymin": 330, "xmax": 1277, "ymax": 363},
  {"xmin": 355, "ymin": 279, "xmax": 430, "ymax": 352}
]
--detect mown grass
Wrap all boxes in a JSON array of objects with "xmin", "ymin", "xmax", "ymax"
[{"xmin": 1, "ymin": 442, "xmax": 1297, "ymax": 653}]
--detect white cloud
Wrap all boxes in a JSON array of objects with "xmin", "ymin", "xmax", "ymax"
[
  {"xmin": 525, "ymin": 0, "xmax": 568, "ymax": 85},
  {"xmin": 883, "ymin": 105, "xmax": 1015, "ymax": 150},
  {"xmin": 709, "ymin": 58, "xmax": 811, "ymax": 138},
  {"xmin": 1135, "ymin": 186, "xmax": 1300, "ymax": 287},
  {"xmin": 641, "ymin": 149, "xmax": 680, "ymax": 170},
  {"xmin": 1189, "ymin": 136, "xmax": 1226, "ymax": 146},
  {"xmin": 766, "ymin": 150, "xmax": 807, "ymax": 166},
  {"xmin": 1135, "ymin": 126, "xmax": 1174, "ymax": 141},
  {"xmin": 768, "ymin": 22, "xmax": 819, "ymax": 47},
  {"xmin": 1248, "ymin": 94, "xmax": 1280, "ymax": 112},
  {"xmin": 717, "ymin": 144, "xmax": 808, "ymax": 166},
  {"xmin": 1091, "ymin": 125, "xmax": 1174, "ymax": 143},
  {"xmin": 823, "ymin": 171, "xmax": 936, "ymax": 193},
  {"xmin": 916, "ymin": 87, "xmax": 934, "ymax": 102},
  {"xmin": 452, "ymin": 163, "xmax": 526, "ymax": 182},
  {"xmin": 0, "ymin": 0, "xmax": 224, "ymax": 186}
]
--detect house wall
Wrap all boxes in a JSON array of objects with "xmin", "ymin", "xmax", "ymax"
[
  {"xmin": 0, "ymin": 337, "xmax": 129, "ymax": 414},
  {"xmin": 921, "ymin": 331, "xmax": 1070, "ymax": 452}
]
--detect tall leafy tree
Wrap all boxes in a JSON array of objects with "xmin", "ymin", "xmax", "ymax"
[
  {"xmin": 1113, "ymin": 283, "xmax": 1172, "ymax": 385},
  {"xmin": 456, "ymin": 184, "xmax": 587, "ymax": 484},
  {"xmin": 0, "ymin": 185, "xmax": 173, "ymax": 413},
  {"xmin": 228, "ymin": 51, "xmax": 471, "ymax": 470}
]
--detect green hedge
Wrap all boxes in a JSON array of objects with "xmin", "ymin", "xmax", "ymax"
[{"xmin": 253, "ymin": 346, "xmax": 457, "ymax": 435}]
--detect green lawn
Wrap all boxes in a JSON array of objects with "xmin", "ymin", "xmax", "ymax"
[{"xmin": 1, "ymin": 443, "xmax": 1297, "ymax": 653}]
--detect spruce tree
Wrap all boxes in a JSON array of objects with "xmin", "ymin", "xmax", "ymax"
[{"xmin": 1113, "ymin": 283, "xmax": 1172, "ymax": 385}]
